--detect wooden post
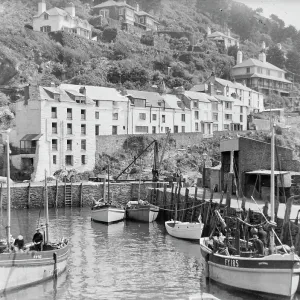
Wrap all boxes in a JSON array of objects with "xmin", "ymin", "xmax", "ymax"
[
  {"xmin": 281, "ymin": 196, "xmax": 294, "ymax": 240},
  {"xmin": 0, "ymin": 183, "xmax": 2, "ymax": 223},
  {"xmin": 174, "ymin": 186, "xmax": 178, "ymax": 220},
  {"xmin": 190, "ymin": 187, "xmax": 197, "ymax": 222},
  {"xmin": 80, "ymin": 183, "xmax": 83, "ymax": 207},
  {"xmin": 26, "ymin": 182, "xmax": 31, "ymax": 209},
  {"xmin": 162, "ymin": 184, "xmax": 167, "ymax": 220},
  {"xmin": 235, "ymin": 219, "xmax": 240, "ymax": 255},
  {"xmin": 55, "ymin": 179, "xmax": 58, "ymax": 208},
  {"xmin": 241, "ymin": 196, "xmax": 246, "ymax": 211},
  {"xmin": 219, "ymin": 191, "xmax": 224, "ymax": 206},
  {"xmin": 181, "ymin": 188, "xmax": 189, "ymax": 222},
  {"xmin": 202, "ymin": 187, "xmax": 206, "ymax": 202},
  {"xmin": 103, "ymin": 178, "xmax": 106, "ymax": 202},
  {"xmin": 170, "ymin": 183, "xmax": 174, "ymax": 220},
  {"xmin": 226, "ymin": 173, "xmax": 233, "ymax": 208}
]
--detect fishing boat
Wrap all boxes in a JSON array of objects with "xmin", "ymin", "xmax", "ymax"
[
  {"xmin": 126, "ymin": 200, "xmax": 159, "ymax": 223},
  {"xmin": 200, "ymin": 124, "xmax": 300, "ymax": 298},
  {"xmin": 0, "ymin": 132, "xmax": 70, "ymax": 294},
  {"xmin": 165, "ymin": 219, "xmax": 203, "ymax": 240},
  {"xmin": 91, "ymin": 165, "xmax": 125, "ymax": 224}
]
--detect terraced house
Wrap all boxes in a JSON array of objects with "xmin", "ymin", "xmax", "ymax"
[{"xmin": 33, "ymin": 0, "xmax": 92, "ymax": 39}]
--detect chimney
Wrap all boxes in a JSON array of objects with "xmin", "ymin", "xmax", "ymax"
[
  {"xmin": 261, "ymin": 41, "xmax": 266, "ymax": 50},
  {"xmin": 227, "ymin": 28, "xmax": 231, "ymax": 37},
  {"xmin": 207, "ymin": 26, "xmax": 211, "ymax": 35},
  {"xmin": 277, "ymin": 43, "xmax": 282, "ymax": 50},
  {"xmin": 208, "ymin": 82, "xmax": 215, "ymax": 96},
  {"xmin": 65, "ymin": 2, "xmax": 75, "ymax": 17},
  {"xmin": 38, "ymin": 0, "xmax": 46, "ymax": 15},
  {"xmin": 242, "ymin": 80, "xmax": 246, "ymax": 86},
  {"xmin": 237, "ymin": 50, "xmax": 243, "ymax": 64},
  {"xmin": 79, "ymin": 86, "xmax": 86, "ymax": 95},
  {"xmin": 173, "ymin": 86, "xmax": 185, "ymax": 95},
  {"xmin": 259, "ymin": 51, "xmax": 266, "ymax": 63},
  {"xmin": 24, "ymin": 84, "xmax": 30, "ymax": 105},
  {"xmin": 50, "ymin": 82, "xmax": 55, "ymax": 87},
  {"xmin": 136, "ymin": 3, "xmax": 139, "ymax": 12}
]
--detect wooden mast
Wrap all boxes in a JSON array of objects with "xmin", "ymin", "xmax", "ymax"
[
  {"xmin": 107, "ymin": 165, "xmax": 110, "ymax": 204},
  {"xmin": 44, "ymin": 170, "xmax": 49, "ymax": 244},
  {"xmin": 270, "ymin": 123, "xmax": 275, "ymax": 253},
  {"xmin": 6, "ymin": 133, "xmax": 11, "ymax": 250}
]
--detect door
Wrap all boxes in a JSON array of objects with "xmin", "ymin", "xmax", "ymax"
[
  {"xmin": 174, "ymin": 126, "xmax": 178, "ymax": 133},
  {"xmin": 112, "ymin": 126, "xmax": 118, "ymax": 135},
  {"xmin": 152, "ymin": 126, "xmax": 156, "ymax": 134}
]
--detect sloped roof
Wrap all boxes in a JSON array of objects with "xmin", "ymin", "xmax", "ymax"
[
  {"xmin": 215, "ymin": 77, "xmax": 252, "ymax": 92},
  {"xmin": 190, "ymin": 84, "xmax": 206, "ymax": 92},
  {"xmin": 135, "ymin": 10, "xmax": 159, "ymax": 22},
  {"xmin": 208, "ymin": 31, "xmax": 238, "ymax": 40},
  {"xmin": 214, "ymin": 95, "xmax": 236, "ymax": 102},
  {"xmin": 59, "ymin": 84, "xmax": 128, "ymax": 102},
  {"xmin": 163, "ymin": 94, "xmax": 185, "ymax": 109},
  {"xmin": 250, "ymin": 73, "xmax": 292, "ymax": 83},
  {"xmin": 232, "ymin": 58, "xmax": 285, "ymax": 72},
  {"xmin": 93, "ymin": 0, "xmax": 134, "ymax": 10},
  {"xmin": 127, "ymin": 90, "xmax": 171, "ymax": 108},
  {"xmin": 20, "ymin": 134, "xmax": 42, "ymax": 141},
  {"xmin": 184, "ymin": 91, "xmax": 210, "ymax": 103}
]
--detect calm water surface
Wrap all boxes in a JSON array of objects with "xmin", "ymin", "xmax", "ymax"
[{"xmin": 1, "ymin": 207, "xmax": 300, "ymax": 300}]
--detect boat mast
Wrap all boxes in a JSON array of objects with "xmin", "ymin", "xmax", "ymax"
[
  {"xmin": 44, "ymin": 170, "xmax": 49, "ymax": 244},
  {"xmin": 270, "ymin": 123, "xmax": 275, "ymax": 253},
  {"xmin": 6, "ymin": 133, "xmax": 11, "ymax": 250},
  {"xmin": 138, "ymin": 158, "xmax": 142, "ymax": 200},
  {"xmin": 107, "ymin": 164, "xmax": 110, "ymax": 204}
]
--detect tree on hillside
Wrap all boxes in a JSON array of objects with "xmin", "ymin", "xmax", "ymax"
[
  {"xmin": 266, "ymin": 45, "xmax": 285, "ymax": 69},
  {"xmin": 196, "ymin": 0, "xmax": 229, "ymax": 24},
  {"xmin": 286, "ymin": 51, "xmax": 300, "ymax": 83},
  {"xmin": 0, "ymin": 92, "xmax": 9, "ymax": 107},
  {"xmin": 227, "ymin": 45, "xmax": 238, "ymax": 63}
]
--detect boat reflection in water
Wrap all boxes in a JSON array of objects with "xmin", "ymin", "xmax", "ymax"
[{"xmin": 1, "ymin": 268, "xmax": 68, "ymax": 300}]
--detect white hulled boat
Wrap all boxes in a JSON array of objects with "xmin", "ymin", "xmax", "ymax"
[
  {"xmin": 126, "ymin": 200, "xmax": 159, "ymax": 223},
  {"xmin": 0, "ymin": 132, "xmax": 70, "ymax": 294},
  {"xmin": 165, "ymin": 219, "xmax": 202, "ymax": 240},
  {"xmin": 200, "ymin": 124, "xmax": 300, "ymax": 298}
]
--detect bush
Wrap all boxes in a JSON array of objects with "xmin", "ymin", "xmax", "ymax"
[
  {"xmin": 102, "ymin": 27, "xmax": 118, "ymax": 42},
  {"xmin": 141, "ymin": 35, "xmax": 154, "ymax": 46}
]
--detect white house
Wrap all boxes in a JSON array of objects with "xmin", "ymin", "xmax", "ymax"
[
  {"xmin": 207, "ymin": 27, "xmax": 239, "ymax": 49},
  {"xmin": 33, "ymin": 0, "xmax": 92, "ymax": 39}
]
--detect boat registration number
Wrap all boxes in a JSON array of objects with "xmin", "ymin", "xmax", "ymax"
[
  {"xmin": 33, "ymin": 255, "xmax": 42, "ymax": 259},
  {"xmin": 224, "ymin": 259, "xmax": 239, "ymax": 267}
]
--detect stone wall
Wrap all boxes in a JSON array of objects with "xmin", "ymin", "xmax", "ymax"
[
  {"xmin": 96, "ymin": 132, "xmax": 204, "ymax": 155},
  {"xmin": 0, "ymin": 181, "xmax": 164, "ymax": 209}
]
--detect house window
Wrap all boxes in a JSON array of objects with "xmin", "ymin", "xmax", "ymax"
[
  {"xmin": 165, "ymin": 127, "xmax": 169, "ymax": 133},
  {"xmin": 81, "ymin": 140, "xmax": 86, "ymax": 150},
  {"xmin": 213, "ymin": 113, "xmax": 218, "ymax": 121},
  {"xmin": 95, "ymin": 100, "xmax": 100, "ymax": 107},
  {"xmin": 212, "ymin": 103, "xmax": 218, "ymax": 111},
  {"xmin": 139, "ymin": 113, "xmax": 146, "ymax": 120},
  {"xmin": 52, "ymin": 139, "xmax": 58, "ymax": 151},
  {"xmin": 195, "ymin": 123, "xmax": 199, "ymax": 131},
  {"xmin": 67, "ymin": 108, "xmax": 72, "ymax": 120},
  {"xmin": 44, "ymin": 14, "xmax": 48, "ymax": 20},
  {"xmin": 174, "ymin": 126, "xmax": 178, "ymax": 133},
  {"xmin": 81, "ymin": 124, "xmax": 86, "ymax": 135},
  {"xmin": 95, "ymin": 112, "xmax": 99, "ymax": 119},
  {"xmin": 152, "ymin": 126, "xmax": 156, "ymax": 134},
  {"xmin": 194, "ymin": 111, "xmax": 199, "ymax": 119},
  {"xmin": 225, "ymin": 102, "xmax": 232, "ymax": 109},
  {"xmin": 162, "ymin": 115, "xmax": 165, "ymax": 123},
  {"xmin": 246, "ymin": 67, "xmax": 250, "ymax": 73},
  {"xmin": 112, "ymin": 126, "xmax": 118, "ymax": 135},
  {"xmin": 53, "ymin": 155, "xmax": 57, "ymax": 165},
  {"xmin": 224, "ymin": 124, "xmax": 229, "ymax": 130},
  {"xmin": 240, "ymin": 115, "xmax": 243, "ymax": 122},
  {"xmin": 67, "ymin": 140, "xmax": 72, "ymax": 151},
  {"xmin": 52, "ymin": 122, "xmax": 57, "ymax": 134},
  {"xmin": 100, "ymin": 9, "xmax": 109, "ymax": 18},
  {"xmin": 119, "ymin": 8, "xmax": 124, "ymax": 15},
  {"xmin": 81, "ymin": 155, "xmax": 86, "ymax": 165},
  {"xmin": 213, "ymin": 124, "xmax": 218, "ymax": 131},
  {"xmin": 257, "ymin": 67, "xmax": 262, "ymax": 74},
  {"xmin": 225, "ymin": 114, "xmax": 232, "ymax": 120},
  {"xmin": 278, "ymin": 71, "xmax": 282, "ymax": 78},
  {"xmin": 240, "ymin": 107, "xmax": 243, "ymax": 113},
  {"xmin": 249, "ymin": 99, "xmax": 251, "ymax": 106},
  {"xmin": 193, "ymin": 101, "xmax": 198, "ymax": 108},
  {"xmin": 139, "ymin": 17, "xmax": 144, "ymax": 23},
  {"xmin": 81, "ymin": 109, "xmax": 86, "ymax": 120},
  {"xmin": 51, "ymin": 107, "xmax": 57, "ymax": 118},
  {"xmin": 67, "ymin": 123, "xmax": 72, "ymax": 134},
  {"xmin": 65, "ymin": 155, "xmax": 73, "ymax": 166},
  {"xmin": 113, "ymin": 113, "xmax": 118, "ymax": 120},
  {"xmin": 181, "ymin": 114, "xmax": 185, "ymax": 122},
  {"xmin": 40, "ymin": 26, "xmax": 51, "ymax": 32},
  {"xmin": 152, "ymin": 114, "xmax": 157, "ymax": 121},
  {"xmin": 182, "ymin": 126, "xmax": 185, "ymax": 133},
  {"xmin": 95, "ymin": 125, "xmax": 100, "ymax": 136},
  {"xmin": 267, "ymin": 70, "xmax": 270, "ymax": 76},
  {"xmin": 135, "ymin": 126, "xmax": 148, "ymax": 133}
]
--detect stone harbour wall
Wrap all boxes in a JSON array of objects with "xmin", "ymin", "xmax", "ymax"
[{"xmin": 0, "ymin": 182, "xmax": 164, "ymax": 209}]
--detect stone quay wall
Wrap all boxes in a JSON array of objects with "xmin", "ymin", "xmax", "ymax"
[{"xmin": 0, "ymin": 182, "xmax": 164, "ymax": 209}]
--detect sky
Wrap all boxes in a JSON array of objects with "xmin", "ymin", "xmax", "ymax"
[{"xmin": 237, "ymin": 0, "xmax": 300, "ymax": 30}]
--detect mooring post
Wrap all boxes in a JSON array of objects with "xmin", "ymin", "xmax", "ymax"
[
  {"xmin": 181, "ymin": 188, "xmax": 189, "ymax": 222},
  {"xmin": 281, "ymin": 196, "xmax": 294, "ymax": 241},
  {"xmin": 226, "ymin": 173, "xmax": 233, "ymax": 208},
  {"xmin": 26, "ymin": 182, "xmax": 31, "ymax": 209},
  {"xmin": 190, "ymin": 187, "xmax": 197, "ymax": 222},
  {"xmin": 170, "ymin": 183, "xmax": 174, "ymax": 220},
  {"xmin": 55, "ymin": 179, "xmax": 58, "ymax": 208},
  {"xmin": 0, "ymin": 183, "xmax": 2, "ymax": 221},
  {"xmin": 80, "ymin": 183, "xmax": 83, "ymax": 207},
  {"xmin": 162, "ymin": 184, "xmax": 167, "ymax": 220},
  {"xmin": 174, "ymin": 186, "xmax": 178, "ymax": 220}
]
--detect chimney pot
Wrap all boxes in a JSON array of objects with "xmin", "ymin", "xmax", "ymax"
[
  {"xmin": 50, "ymin": 82, "xmax": 55, "ymax": 87},
  {"xmin": 237, "ymin": 50, "xmax": 243, "ymax": 64}
]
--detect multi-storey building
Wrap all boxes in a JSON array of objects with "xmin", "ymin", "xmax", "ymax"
[
  {"xmin": 92, "ymin": 0, "xmax": 159, "ymax": 32},
  {"xmin": 207, "ymin": 27, "xmax": 239, "ymax": 48},
  {"xmin": 33, "ymin": 0, "xmax": 92, "ymax": 39},
  {"xmin": 231, "ymin": 47, "xmax": 292, "ymax": 96}
]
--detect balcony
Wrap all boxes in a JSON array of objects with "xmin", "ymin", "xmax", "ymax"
[{"xmin": 19, "ymin": 147, "xmax": 36, "ymax": 154}]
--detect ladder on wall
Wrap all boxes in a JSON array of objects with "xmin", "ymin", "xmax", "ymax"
[{"xmin": 64, "ymin": 183, "xmax": 72, "ymax": 207}]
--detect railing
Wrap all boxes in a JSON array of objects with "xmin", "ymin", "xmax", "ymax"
[
  {"xmin": 20, "ymin": 147, "xmax": 36, "ymax": 154},
  {"xmin": 249, "ymin": 83, "xmax": 291, "ymax": 91}
]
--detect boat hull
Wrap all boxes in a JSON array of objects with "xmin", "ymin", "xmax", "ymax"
[
  {"xmin": 200, "ymin": 238, "xmax": 300, "ymax": 298},
  {"xmin": 126, "ymin": 205, "xmax": 159, "ymax": 223},
  {"xmin": 91, "ymin": 205, "xmax": 125, "ymax": 224},
  {"xmin": 165, "ymin": 221, "xmax": 202, "ymax": 240},
  {"xmin": 0, "ymin": 243, "xmax": 69, "ymax": 294}
]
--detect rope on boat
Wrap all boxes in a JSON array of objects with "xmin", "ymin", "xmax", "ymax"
[{"xmin": 159, "ymin": 202, "xmax": 206, "ymax": 212}]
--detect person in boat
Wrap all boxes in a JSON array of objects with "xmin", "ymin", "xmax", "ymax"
[
  {"xmin": 32, "ymin": 228, "xmax": 43, "ymax": 251},
  {"xmin": 258, "ymin": 225, "xmax": 267, "ymax": 247},
  {"xmin": 13, "ymin": 235, "xmax": 24, "ymax": 252},
  {"xmin": 252, "ymin": 233, "xmax": 264, "ymax": 255}
]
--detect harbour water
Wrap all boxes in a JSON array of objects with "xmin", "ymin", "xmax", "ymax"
[{"xmin": 1, "ymin": 207, "xmax": 300, "ymax": 300}]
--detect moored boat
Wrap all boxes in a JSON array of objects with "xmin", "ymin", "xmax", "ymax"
[
  {"xmin": 165, "ymin": 220, "xmax": 202, "ymax": 240},
  {"xmin": 126, "ymin": 200, "xmax": 159, "ymax": 223},
  {"xmin": 91, "ymin": 204, "xmax": 125, "ymax": 224},
  {"xmin": 0, "ymin": 132, "xmax": 70, "ymax": 294}
]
